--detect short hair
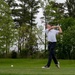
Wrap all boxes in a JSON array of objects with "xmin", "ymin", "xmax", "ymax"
[{"xmin": 46, "ymin": 23, "xmax": 53, "ymax": 26}]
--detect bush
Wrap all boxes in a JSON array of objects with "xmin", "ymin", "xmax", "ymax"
[
  {"xmin": 11, "ymin": 50, "xmax": 17, "ymax": 58},
  {"xmin": 20, "ymin": 49, "xmax": 29, "ymax": 58}
]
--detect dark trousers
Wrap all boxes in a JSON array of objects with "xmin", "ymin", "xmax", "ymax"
[{"xmin": 47, "ymin": 42, "xmax": 58, "ymax": 67}]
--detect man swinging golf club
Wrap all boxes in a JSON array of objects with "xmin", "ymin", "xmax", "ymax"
[{"xmin": 42, "ymin": 24, "xmax": 62, "ymax": 69}]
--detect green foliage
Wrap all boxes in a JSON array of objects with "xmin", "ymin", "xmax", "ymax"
[
  {"xmin": 2, "ymin": 0, "xmax": 75, "ymax": 59},
  {"xmin": 63, "ymin": 25, "xmax": 75, "ymax": 59},
  {"xmin": 5, "ymin": 0, "xmax": 40, "ymax": 56},
  {"xmin": 43, "ymin": 1, "xmax": 65, "ymax": 25},
  {"xmin": 0, "ymin": 0, "xmax": 15, "ymax": 55},
  {"xmin": 10, "ymin": 0, "xmax": 40, "ymax": 26},
  {"xmin": 60, "ymin": 17, "xmax": 75, "ymax": 31},
  {"xmin": 66, "ymin": 0, "xmax": 75, "ymax": 18},
  {"xmin": 57, "ymin": 17, "xmax": 75, "ymax": 59}
]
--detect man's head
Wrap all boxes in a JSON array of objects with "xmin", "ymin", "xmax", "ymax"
[{"xmin": 46, "ymin": 24, "xmax": 53, "ymax": 29}]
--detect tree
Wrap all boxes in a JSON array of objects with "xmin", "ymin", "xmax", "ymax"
[
  {"xmin": 40, "ymin": 0, "xmax": 49, "ymax": 53},
  {"xmin": 66, "ymin": 0, "xmax": 75, "ymax": 18},
  {"xmin": 5, "ymin": 0, "xmax": 40, "ymax": 57},
  {"xmin": 0, "ymin": 0, "xmax": 15, "ymax": 57},
  {"xmin": 56, "ymin": 0, "xmax": 75, "ymax": 59},
  {"xmin": 64, "ymin": 0, "xmax": 75, "ymax": 59},
  {"xmin": 44, "ymin": 1, "xmax": 65, "ymax": 25}
]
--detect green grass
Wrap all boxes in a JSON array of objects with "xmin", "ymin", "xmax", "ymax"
[{"xmin": 0, "ymin": 59, "xmax": 75, "ymax": 75}]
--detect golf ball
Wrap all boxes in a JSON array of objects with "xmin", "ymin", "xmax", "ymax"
[{"xmin": 11, "ymin": 65, "xmax": 13, "ymax": 67}]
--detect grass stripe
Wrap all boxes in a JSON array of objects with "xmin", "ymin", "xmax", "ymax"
[{"xmin": 0, "ymin": 59, "xmax": 75, "ymax": 75}]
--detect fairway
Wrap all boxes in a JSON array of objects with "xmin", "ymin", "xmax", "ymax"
[{"xmin": 0, "ymin": 59, "xmax": 75, "ymax": 75}]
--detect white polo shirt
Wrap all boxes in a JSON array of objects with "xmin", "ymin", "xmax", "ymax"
[{"xmin": 45, "ymin": 29, "xmax": 59, "ymax": 42}]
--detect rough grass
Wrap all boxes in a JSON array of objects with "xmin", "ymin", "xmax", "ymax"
[{"xmin": 0, "ymin": 59, "xmax": 75, "ymax": 75}]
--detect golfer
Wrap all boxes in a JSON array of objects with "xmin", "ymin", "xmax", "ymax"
[{"xmin": 42, "ymin": 24, "xmax": 62, "ymax": 69}]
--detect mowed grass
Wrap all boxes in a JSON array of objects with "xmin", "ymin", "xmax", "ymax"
[{"xmin": 0, "ymin": 59, "xmax": 75, "ymax": 75}]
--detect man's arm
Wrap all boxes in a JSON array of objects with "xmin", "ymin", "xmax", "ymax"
[
  {"xmin": 52, "ymin": 26, "xmax": 62, "ymax": 33},
  {"xmin": 57, "ymin": 26, "xmax": 62, "ymax": 33}
]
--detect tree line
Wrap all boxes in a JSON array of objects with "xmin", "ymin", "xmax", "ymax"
[{"xmin": 0, "ymin": 0, "xmax": 75, "ymax": 59}]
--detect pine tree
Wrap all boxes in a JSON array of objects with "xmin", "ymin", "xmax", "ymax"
[{"xmin": 5, "ymin": 0, "xmax": 40, "ymax": 57}]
